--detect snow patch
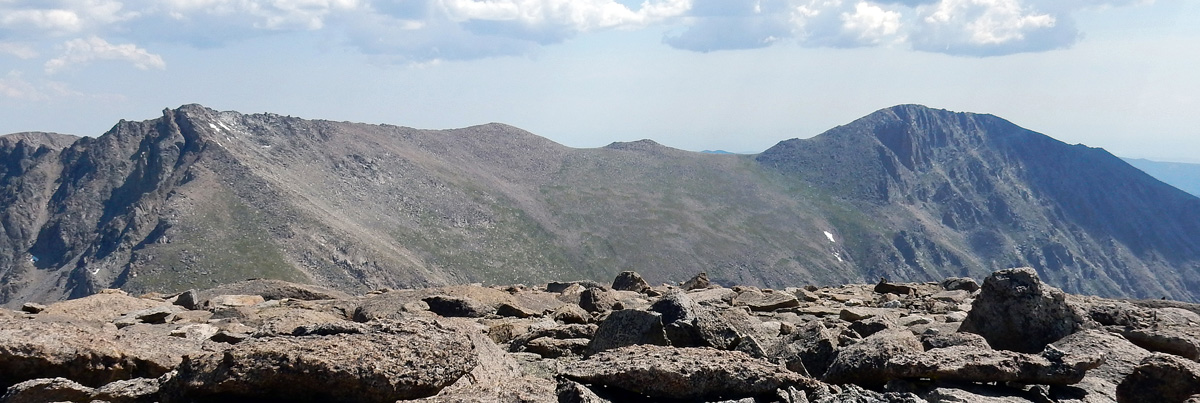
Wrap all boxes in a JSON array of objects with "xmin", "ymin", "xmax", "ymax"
[
  {"xmin": 208, "ymin": 123, "xmax": 220, "ymax": 132},
  {"xmin": 824, "ymin": 231, "xmax": 836, "ymax": 243},
  {"xmin": 833, "ymin": 251, "xmax": 844, "ymax": 262}
]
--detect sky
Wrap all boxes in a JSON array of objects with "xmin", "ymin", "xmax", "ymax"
[{"xmin": 0, "ymin": 0, "xmax": 1198, "ymax": 162}]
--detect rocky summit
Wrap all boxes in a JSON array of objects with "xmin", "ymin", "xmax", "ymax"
[
  {"xmin": 2, "ymin": 104, "xmax": 1199, "ymax": 307},
  {"xmin": 2, "ymin": 268, "xmax": 1199, "ymax": 402}
]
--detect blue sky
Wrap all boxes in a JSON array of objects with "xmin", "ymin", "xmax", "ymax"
[{"xmin": 1, "ymin": 0, "xmax": 1197, "ymax": 162}]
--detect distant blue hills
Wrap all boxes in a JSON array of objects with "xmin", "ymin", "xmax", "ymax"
[{"xmin": 1122, "ymin": 158, "xmax": 1200, "ymax": 197}]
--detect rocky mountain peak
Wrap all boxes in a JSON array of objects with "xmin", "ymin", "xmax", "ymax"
[
  {"xmin": 2, "ymin": 104, "xmax": 1198, "ymax": 308},
  {"xmin": 603, "ymin": 139, "xmax": 668, "ymax": 151}
]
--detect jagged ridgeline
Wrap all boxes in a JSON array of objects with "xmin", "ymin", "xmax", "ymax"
[{"xmin": 2, "ymin": 104, "xmax": 1198, "ymax": 305}]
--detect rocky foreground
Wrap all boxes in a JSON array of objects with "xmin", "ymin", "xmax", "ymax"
[{"xmin": 1, "ymin": 268, "xmax": 1198, "ymax": 402}]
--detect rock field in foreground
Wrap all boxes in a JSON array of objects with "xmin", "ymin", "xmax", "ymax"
[{"xmin": 1, "ymin": 268, "xmax": 1199, "ymax": 402}]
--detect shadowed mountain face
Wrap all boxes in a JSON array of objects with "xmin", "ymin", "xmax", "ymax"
[
  {"xmin": 757, "ymin": 105, "xmax": 1200, "ymax": 300},
  {"xmin": 1, "ymin": 104, "xmax": 1197, "ymax": 305}
]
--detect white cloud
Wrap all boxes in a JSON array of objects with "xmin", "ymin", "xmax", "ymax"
[
  {"xmin": 0, "ymin": 42, "xmax": 39, "ymax": 59},
  {"xmin": 910, "ymin": 0, "xmax": 1078, "ymax": 55},
  {"xmin": 44, "ymin": 36, "xmax": 166, "ymax": 74},
  {"xmin": 0, "ymin": 0, "xmax": 1163, "ymax": 64},
  {"xmin": 439, "ymin": 0, "xmax": 690, "ymax": 30},
  {"xmin": 153, "ymin": 0, "xmax": 362, "ymax": 30},
  {"xmin": 841, "ymin": 2, "xmax": 902, "ymax": 44},
  {"xmin": 0, "ymin": 71, "xmax": 45, "ymax": 100},
  {"xmin": 0, "ymin": 70, "xmax": 125, "ymax": 101},
  {"xmin": 923, "ymin": 0, "xmax": 1054, "ymax": 44},
  {"xmin": 0, "ymin": 0, "xmax": 133, "ymax": 36}
]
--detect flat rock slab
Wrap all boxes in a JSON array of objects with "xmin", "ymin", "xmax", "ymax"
[
  {"xmin": 562, "ymin": 345, "xmax": 823, "ymax": 401},
  {"xmin": 1121, "ymin": 325, "xmax": 1200, "ymax": 361},
  {"xmin": 196, "ymin": 279, "xmax": 352, "ymax": 302},
  {"xmin": 732, "ymin": 289, "xmax": 800, "ymax": 312},
  {"xmin": 888, "ymin": 345, "xmax": 1103, "ymax": 385},
  {"xmin": 1116, "ymin": 354, "xmax": 1200, "ymax": 403},
  {"xmin": 38, "ymin": 293, "xmax": 162, "ymax": 322},
  {"xmin": 167, "ymin": 319, "xmax": 477, "ymax": 403},
  {"xmin": 0, "ymin": 317, "xmax": 179, "ymax": 388}
]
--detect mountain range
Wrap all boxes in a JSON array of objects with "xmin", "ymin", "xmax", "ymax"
[
  {"xmin": 1122, "ymin": 158, "xmax": 1200, "ymax": 197},
  {"xmin": 1, "ymin": 104, "xmax": 1197, "ymax": 305}
]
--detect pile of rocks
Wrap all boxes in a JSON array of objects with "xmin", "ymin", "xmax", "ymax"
[{"xmin": 1, "ymin": 270, "xmax": 1198, "ymax": 402}]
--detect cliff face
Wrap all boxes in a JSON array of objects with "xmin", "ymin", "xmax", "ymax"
[{"xmin": 1, "ymin": 104, "xmax": 1197, "ymax": 305}]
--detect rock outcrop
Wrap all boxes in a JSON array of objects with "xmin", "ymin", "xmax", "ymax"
[
  {"xmin": 959, "ymin": 268, "xmax": 1090, "ymax": 353},
  {"xmin": 0, "ymin": 269, "xmax": 1194, "ymax": 402}
]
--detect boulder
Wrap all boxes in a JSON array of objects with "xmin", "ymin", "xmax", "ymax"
[
  {"xmin": 1121, "ymin": 326, "xmax": 1200, "ymax": 361},
  {"xmin": 196, "ymin": 279, "xmax": 352, "ymax": 303},
  {"xmin": 649, "ymin": 290, "xmax": 739, "ymax": 349},
  {"xmin": 586, "ymin": 310, "xmax": 668, "ymax": 355},
  {"xmin": 165, "ymin": 318, "xmax": 476, "ymax": 402},
  {"xmin": 849, "ymin": 316, "xmax": 896, "ymax": 338},
  {"xmin": 731, "ymin": 289, "xmax": 800, "ymax": 312},
  {"xmin": 1051, "ymin": 329, "xmax": 1155, "ymax": 402},
  {"xmin": 205, "ymin": 295, "xmax": 266, "ymax": 309},
  {"xmin": 681, "ymin": 272, "xmax": 711, "ymax": 291},
  {"xmin": 874, "ymin": 279, "xmax": 917, "ymax": 296},
  {"xmin": 551, "ymin": 304, "xmax": 590, "ymax": 324},
  {"xmin": 610, "ymin": 271, "xmax": 651, "ymax": 293},
  {"xmin": 921, "ymin": 331, "xmax": 990, "ymax": 351},
  {"xmin": 38, "ymin": 293, "xmax": 162, "ymax": 322},
  {"xmin": 1116, "ymin": 354, "xmax": 1200, "ymax": 403},
  {"xmin": 496, "ymin": 302, "xmax": 539, "ymax": 319},
  {"xmin": 556, "ymin": 378, "xmax": 611, "ymax": 403},
  {"xmin": 170, "ymin": 324, "xmax": 220, "ymax": 340},
  {"xmin": 172, "ymin": 289, "xmax": 199, "ymax": 310},
  {"xmin": 423, "ymin": 295, "xmax": 492, "ymax": 318},
  {"xmin": 823, "ymin": 329, "xmax": 923, "ymax": 386},
  {"xmin": 254, "ymin": 306, "xmax": 350, "ymax": 336},
  {"xmin": 0, "ymin": 377, "xmax": 93, "ymax": 403},
  {"xmin": 578, "ymin": 288, "xmax": 619, "ymax": 313},
  {"xmin": 940, "ymin": 277, "xmax": 980, "ymax": 293},
  {"xmin": 19, "ymin": 303, "xmax": 45, "ymax": 314},
  {"xmin": 522, "ymin": 337, "xmax": 590, "ymax": 358},
  {"xmin": 510, "ymin": 324, "xmax": 597, "ymax": 355},
  {"xmin": 959, "ymin": 268, "xmax": 1090, "ymax": 353},
  {"xmin": 0, "ymin": 316, "xmax": 176, "ymax": 388},
  {"xmin": 415, "ymin": 318, "xmax": 558, "ymax": 402},
  {"xmin": 561, "ymin": 345, "xmax": 825, "ymax": 400},
  {"xmin": 113, "ymin": 305, "xmax": 184, "ymax": 328},
  {"xmin": 888, "ymin": 345, "xmax": 1103, "ymax": 385},
  {"xmin": 784, "ymin": 321, "xmax": 840, "ymax": 378},
  {"xmin": 0, "ymin": 377, "xmax": 163, "ymax": 403},
  {"xmin": 839, "ymin": 307, "xmax": 896, "ymax": 322}
]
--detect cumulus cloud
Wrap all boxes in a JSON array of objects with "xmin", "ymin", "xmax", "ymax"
[
  {"xmin": 0, "ymin": 0, "xmax": 133, "ymax": 37},
  {"xmin": 44, "ymin": 36, "xmax": 166, "ymax": 74},
  {"xmin": 0, "ymin": 42, "xmax": 39, "ymax": 59},
  {"xmin": 910, "ymin": 0, "xmax": 1078, "ymax": 56},
  {"xmin": 0, "ymin": 70, "xmax": 103, "ymax": 100},
  {"xmin": 660, "ymin": 0, "xmax": 1147, "ymax": 56},
  {"xmin": 0, "ymin": 0, "xmax": 1162, "ymax": 65}
]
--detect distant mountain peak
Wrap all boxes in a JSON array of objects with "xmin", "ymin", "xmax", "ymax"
[{"xmin": 604, "ymin": 139, "xmax": 667, "ymax": 151}]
